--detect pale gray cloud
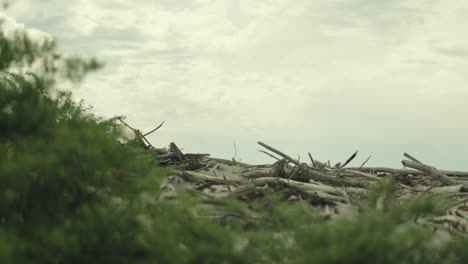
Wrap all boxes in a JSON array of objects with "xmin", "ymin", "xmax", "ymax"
[{"xmin": 3, "ymin": 0, "xmax": 468, "ymax": 169}]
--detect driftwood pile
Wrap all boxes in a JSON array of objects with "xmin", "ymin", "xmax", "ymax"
[
  {"xmin": 116, "ymin": 118, "xmax": 468, "ymax": 239},
  {"xmin": 152, "ymin": 141, "xmax": 468, "ymax": 239}
]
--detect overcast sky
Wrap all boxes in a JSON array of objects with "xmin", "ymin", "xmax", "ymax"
[{"xmin": 3, "ymin": 0, "xmax": 468, "ymax": 169}]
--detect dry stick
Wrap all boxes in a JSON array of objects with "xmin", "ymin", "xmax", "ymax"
[
  {"xmin": 206, "ymin": 156, "xmax": 256, "ymax": 168},
  {"xmin": 258, "ymin": 141, "xmax": 299, "ymax": 166},
  {"xmin": 339, "ymin": 169, "xmax": 380, "ymax": 180},
  {"xmin": 223, "ymin": 172, "xmax": 232, "ymax": 193},
  {"xmin": 258, "ymin": 141, "xmax": 378, "ymax": 182},
  {"xmin": 340, "ymin": 151, "xmax": 358, "ymax": 169},
  {"xmin": 233, "ymin": 142, "xmax": 238, "ymax": 162},
  {"xmin": 309, "ymin": 158, "xmax": 328, "ymax": 170},
  {"xmin": 318, "ymin": 162, "xmax": 328, "ymax": 170},
  {"xmin": 348, "ymin": 167, "xmax": 423, "ymax": 175},
  {"xmin": 396, "ymin": 182, "xmax": 427, "ymax": 193},
  {"xmin": 403, "ymin": 152, "xmax": 423, "ymax": 164},
  {"xmin": 229, "ymin": 184, "xmax": 258, "ymax": 199},
  {"xmin": 321, "ymin": 156, "xmax": 379, "ymax": 180},
  {"xmin": 117, "ymin": 117, "xmax": 136, "ymax": 130},
  {"xmin": 442, "ymin": 170, "xmax": 468, "ymax": 177},
  {"xmin": 304, "ymin": 159, "xmax": 325, "ymax": 171},
  {"xmin": 139, "ymin": 132, "xmax": 154, "ymax": 149},
  {"xmin": 174, "ymin": 169, "xmax": 241, "ymax": 185},
  {"xmin": 288, "ymin": 155, "xmax": 301, "ymax": 180},
  {"xmin": 169, "ymin": 142, "xmax": 186, "ymax": 161},
  {"xmin": 359, "ymin": 155, "xmax": 372, "ymax": 169},
  {"xmin": 258, "ymin": 150, "xmax": 280, "ymax": 161},
  {"xmin": 401, "ymin": 159, "xmax": 458, "ymax": 186},
  {"xmin": 308, "ymin": 152, "xmax": 316, "ymax": 167},
  {"xmin": 117, "ymin": 117, "xmax": 154, "ymax": 148},
  {"xmin": 341, "ymin": 189, "xmax": 352, "ymax": 205},
  {"xmin": 250, "ymin": 177, "xmax": 365, "ymax": 200},
  {"xmin": 269, "ymin": 159, "xmax": 287, "ymax": 176},
  {"xmin": 143, "ymin": 121, "xmax": 165, "ymax": 137}
]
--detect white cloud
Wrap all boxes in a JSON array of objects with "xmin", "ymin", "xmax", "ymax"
[
  {"xmin": 4, "ymin": 0, "xmax": 468, "ymax": 169},
  {"xmin": 0, "ymin": 12, "xmax": 53, "ymax": 43}
]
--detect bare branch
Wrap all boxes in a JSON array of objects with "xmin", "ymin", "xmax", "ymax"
[
  {"xmin": 308, "ymin": 152, "xmax": 316, "ymax": 167},
  {"xmin": 258, "ymin": 150, "xmax": 281, "ymax": 161},
  {"xmin": 340, "ymin": 150, "xmax": 358, "ymax": 168},
  {"xmin": 143, "ymin": 121, "xmax": 165, "ymax": 137},
  {"xmin": 401, "ymin": 159, "xmax": 458, "ymax": 186},
  {"xmin": 359, "ymin": 155, "xmax": 372, "ymax": 169}
]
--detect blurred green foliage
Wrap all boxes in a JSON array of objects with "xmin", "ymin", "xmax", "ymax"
[{"xmin": 1, "ymin": 16, "xmax": 467, "ymax": 264}]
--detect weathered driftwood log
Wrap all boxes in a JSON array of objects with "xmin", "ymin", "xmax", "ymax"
[
  {"xmin": 158, "ymin": 142, "xmax": 468, "ymax": 239},
  {"xmin": 347, "ymin": 167, "xmax": 424, "ymax": 175},
  {"xmin": 151, "ymin": 147, "xmax": 169, "ymax": 155},
  {"xmin": 154, "ymin": 153, "xmax": 173, "ymax": 160},
  {"xmin": 347, "ymin": 167, "xmax": 468, "ymax": 178},
  {"xmin": 172, "ymin": 170, "xmax": 241, "ymax": 185},
  {"xmin": 442, "ymin": 171, "xmax": 468, "ymax": 177},
  {"xmin": 401, "ymin": 160, "xmax": 458, "ymax": 186},
  {"xmin": 249, "ymin": 177, "xmax": 366, "ymax": 198},
  {"xmin": 184, "ymin": 153, "xmax": 211, "ymax": 158},
  {"xmin": 169, "ymin": 142, "xmax": 186, "ymax": 161},
  {"xmin": 205, "ymin": 156, "xmax": 262, "ymax": 168},
  {"xmin": 174, "ymin": 169, "xmax": 366, "ymax": 197},
  {"xmin": 258, "ymin": 141, "xmax": 301, "ymax": 167},
  {"xmin": 336, "ymin": 169, "xmax": 381, "ymax": 180},
  {"xmin": 246, "ymin": 179, "xmax": 347, "ymax": 204}
]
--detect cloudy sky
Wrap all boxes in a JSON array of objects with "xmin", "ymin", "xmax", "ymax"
[{"xmin": 3, "ymin": 0, "xmax": 468, "ymax": 169}]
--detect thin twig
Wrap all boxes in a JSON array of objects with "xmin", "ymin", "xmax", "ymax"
[
  {"xmin": 318, "ymin": 162, "xmax": 328, "ymax": 170},
  {"xmin": 140, "ymin": 133, "xmax": 154, "ymax": 149},
  {"xmin": 258, "ymin": 150, "xmax": 281, "ymax": 161},
  {"xmin": 233, "ymin": 142, "xmax": 238, "ymax": 161},
  {"xmin": 117, "ymin": 117, "xmax": 136, "ymax": 131},
  {"xmin": 117, "ymin": 117, "xmax": 153, "ymax": 148},
  {"xmin": 143, "ymin": 121, "xmax": 165, "ymax": 137},
  {"xmin": 288, "ymin": 155, "xmax": 301, "ymax": 180},
  {"xmin": 359, "ymin": 155, "xmax": 372, "ymax": 169},
  {"xmin": 308, "ymin": 152, "xmax": 316, "ymax": 167},
  {"xmin": 258, "ymin": 141, "xmax": 299, "ymax": 166},
  {"xmin": 340, "ymin": 150, "xmax": 358, "ymax": 168}
]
